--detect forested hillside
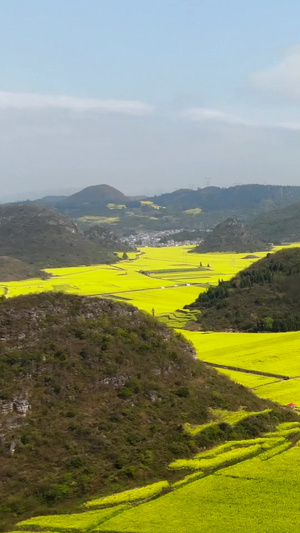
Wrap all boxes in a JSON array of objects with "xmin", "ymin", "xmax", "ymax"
[
  {"xmin": 150, "ymin": 184, "xmax": 300, "ymax": 212},
  {"xmin": 191, "ymin": 218, "xmax": 269, "ymax": 253},
  {"xmin": 248, "ymin": 201, "xmax": 300, "ymax": 244},
  {"xmin": 188, "ymin": 248, "xmax": 300, "ymax": 332},
  {"xmin": 26, "ymin": 184, "xmax": 300, "ymax": 232}
]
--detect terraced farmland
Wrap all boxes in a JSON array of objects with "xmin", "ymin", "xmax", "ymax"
[{"xmin": 96, "ymin": 444, "xmax": 300, "ymax": 533}]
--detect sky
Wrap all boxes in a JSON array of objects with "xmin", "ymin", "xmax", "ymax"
[{"xmin": 1, "ymin": 0, "xmax": 300, "ymax": 199}]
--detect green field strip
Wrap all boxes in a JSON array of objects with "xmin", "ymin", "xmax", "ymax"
[
  {"xmin": 141, "ymin": 268, "xmax": 210, "ymax": 274},
  {"xmin": 84, "ymin": 481, "xmax": 170, "ymax": 509},
  {"xmin": 17, "ymin": 507, "xmax": 126, "ymax": 532},
  {"xmin": 215, "ymin": 439, "xmax": 300, "ymax": 481},
  {"xmin": 171, "ymin": 470, "xmax": 205, "ymax": 488},
  {"xmin": 258, "ymin": 440, "xmax": 291, "ymax": 460},
  {"xmin": 149, "ymin": 274, "xmax": 213, "ymax": 281},
  {"xmin": 195, "ymin": 437, "xmax": 284, "ymax": 458},
  {"xmin": 169, "ymin": 429, "xmax": 288, "ymax": 474},
  {"xmin": 184, "ymin": 408, "xmax": 271, "ymax": 436},
  {"xmin": 169, "ymin": 443, "xmax": 262, "ymax": 471},
  {"xmin": 265, "ymin": 427, "xmax": 300, "ymax": 438}
]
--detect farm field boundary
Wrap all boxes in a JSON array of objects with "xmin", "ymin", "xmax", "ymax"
[{"xmin": 203, "ymin": 361, "xmax": 291, "ymax": 380}]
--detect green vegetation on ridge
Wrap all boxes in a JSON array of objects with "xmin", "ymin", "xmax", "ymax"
[
  {"xmin": 191, "ymin": 217, "xmax": 269, "ymax": 253},
  {"xmin": 249, "ymin": 199, "xmax": 300, "ymax": 244},
  {"xmin": 188, "ymin": 247, "xmax": 300, "ymax": 332}
]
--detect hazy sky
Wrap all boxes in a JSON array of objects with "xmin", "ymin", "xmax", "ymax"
[{"xmin": 1, "ymin": 0, "xmax": 300, "ymax": 199}]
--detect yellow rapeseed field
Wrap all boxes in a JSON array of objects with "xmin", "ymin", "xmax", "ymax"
[{"xmin": 0, "ymin": 246, "xmax": 268, "ymax": 311}]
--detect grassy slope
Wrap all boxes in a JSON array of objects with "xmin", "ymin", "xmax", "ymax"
[{"xmin": 0, "ymin": 257, "xmax": 49, "ymax": 281}]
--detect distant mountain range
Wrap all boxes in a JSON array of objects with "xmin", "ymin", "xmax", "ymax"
[
  {"xmin": 33, "ymin": 184, "xmax": 131, "ymax": 217},
  {"xmin": 149, "ymin": 184, "xmax": 300, "ymax": 212},
  {"xmin": 248, "ymin": 200, "xmax": 300, "ymax": 244},
  {"xmin": 5, "ymin": 183, "xmax": 300, "ymax": 244}
]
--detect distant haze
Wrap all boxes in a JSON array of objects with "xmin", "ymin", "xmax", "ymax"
[
  {"xmin": 2, "ymin": 2, "xmax": 300, "ymax": 200},
  {"xmin": 0, "ymin": 187, "xmax": 81, "ymax": 203}
]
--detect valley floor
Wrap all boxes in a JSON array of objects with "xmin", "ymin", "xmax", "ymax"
[{"xmin": 4, "ymin": 244, "xmax": 300, "ymax": 532}]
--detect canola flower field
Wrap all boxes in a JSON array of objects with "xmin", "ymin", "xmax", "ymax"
[
  {"xmin": 95, "ymin": 442, "xmax": 300, "ymax": 533},
  {"xmin": 183, "ymin": 329, "xmax": 300, "ymax": 405},
  {"xmin": 0, "ymin": 246, "xmax": 268, "ymax": 314}
]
